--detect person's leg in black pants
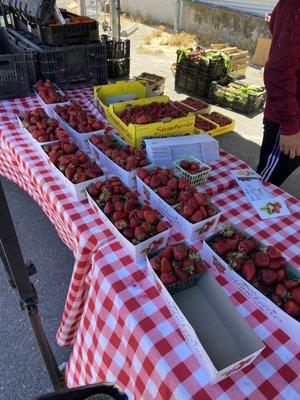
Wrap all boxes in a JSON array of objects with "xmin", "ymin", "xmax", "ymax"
[{"xmin": 257, "ymin": 117, "xmax": 300, "ymax": 186}]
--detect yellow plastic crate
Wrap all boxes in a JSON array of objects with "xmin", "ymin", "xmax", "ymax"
[
  {"xmin": 93, "ymin": 80, "xmax": 147, "ymax": 120},
  {"xmin": 107, "ymin": 95, "xmax": 196, "ymax": 147}
]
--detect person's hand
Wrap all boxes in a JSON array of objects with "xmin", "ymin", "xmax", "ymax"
[
  {"xmin": 280, "ymin": 132, "xmax": 300, "ymax": 159},
  {"xmin": 265, "ymin": 13, "xmax": 271, "ymax": 22}
]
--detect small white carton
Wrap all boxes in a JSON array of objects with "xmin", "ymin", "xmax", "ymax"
[
  {"xmin": 53, "ymin": 110, "xmax": 106, "ymax": 152},
  {"xmin": 202, "ymin": 228, "xmax": 300, "ymax": 345},
  {"xmin": 49, "ymin": 163, "xmax": 106, "ymax": 201},
  {"xmin": 143, "ymin": 265, "xmax": 264, "ymax": 383},
  {"xmin": 136, "ymin": 168, "xmax": 221, "ymax": 243},
  {"xmin": 34, "ymin": 84, "xmax": 70, "ymax": 118},
  {"xmin": 89, "ymin": 133, "xmax": 153, "ymax": 189},
  {"xmin": 87, "ymin": 192, "xmax": 170, "ymax": 262}
]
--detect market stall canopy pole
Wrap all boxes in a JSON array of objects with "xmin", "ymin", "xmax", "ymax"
[
  {"xmin": 78, "ymin": 0, "xmax": 87, "ymax": 16},
  {"xmin": 0, "ymin": 179, "xmax": 64, "ymax": 392},
  {"xmin": 110, "ymin": 0, "xmax": 121, "ymax": 40}
]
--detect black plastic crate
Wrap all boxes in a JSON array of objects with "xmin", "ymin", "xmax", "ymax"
[
  {"xmin": 103, "ymin": 37, "xmax": 130, "ymax": 59},
  {"xmin": 6, "ymin": 28, "xmax": 108, "ymax": 88},
  {"xmin": 176, "ymin": 53, "xmax": 227, "ymax": 81},
  {"xmin": 208, "ymin": 81, "xmax": 267, "ymax": 115},
  {"xmin": 1, "ymin": 0, "xmax": 55, "ymax": 25},
  {"xmin": 107, "ymin": 57, "xmax": 130, "ymax": 79},
  {"xmin": 175, "ymin": 66, "xmax": 211, "ymax": 98},
  {"xmin": 0, "ymin": 27, "xmax": 37, "ymax": 100}
]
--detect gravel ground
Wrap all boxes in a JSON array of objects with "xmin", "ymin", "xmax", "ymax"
[{"xmin": 0, "ymin": 18, "xmax": 299, "ymax": 400}]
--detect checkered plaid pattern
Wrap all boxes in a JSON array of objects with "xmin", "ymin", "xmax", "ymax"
[{"xmin": 1, "ymin": 91, "xmax": 300, "ymax": 399}]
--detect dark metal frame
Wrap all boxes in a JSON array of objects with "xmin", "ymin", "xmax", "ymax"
[{"xmin": 0, "ymin": 178, "xmax": 127, "ymax": 400}]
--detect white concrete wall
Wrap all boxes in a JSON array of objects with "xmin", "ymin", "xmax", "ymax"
[
  {"xmin": 120, "ymin": 0, "xmax": 175, "ymax": 25},
  {"xmin": 197, "ymin": 0, "xmax": 277, "ymax": 16}
]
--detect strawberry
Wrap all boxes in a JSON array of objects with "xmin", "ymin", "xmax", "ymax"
[
  {"xmin": 275, "ymin": 283, "xmax": 289, "ymax": 299},
  {"xmin": 159, "ymin": 246, "xmax": 173, "ymax": 260},
  {"xmin": 122, "ymin": 228, "xmax": 134, "ymax": 239},
  {"xmin": 113, "ymin": 211, "xmax": 126, "ymax": 222},
  {"xmin": 87, "ymin": 185, "xmax": 98, "ymax": 198},
  {"xmin": 206, "ymin": 204, "xmax": 217, "ymax": 217},
  {"xmin": 199, "ymin": 206, "xmax": 207, "ymax": 220},
  {"xmin": 161, "ymin": 258, "xmax": 172, "ymax": 273},
  {"xmin": 144, "ymin": 209, "xmax": 159, "ymax": 224},
  {"xmin": 276, "ymin": 257, "xmax": 287, "ymax": 267},
  {"xmin": 276, "ymin": 269, "xmax": 286, "ymax": 282},
  {"xmin": 182, "ymin": 204, "xmax": 195, "ymax": 218},
  {"xmin": 271, "ymin": 294, "xmax": 282, "ymax": 307},
  {"xmin": 226, "ymin": 239, "xmax": 239, "ymax": 251},
  {"xmin": 267, "ymin": 261, "xmax": 280, "ymax": 271},
  {"xmin": 137, "ymin": 168, "xmax": 149, "ymax": 180},
  {"xmin": 254, "ymin": 252, "xmax": 270, "ymax": 268},
  {"xmin": 178, "ymin": 192, "xmax": 192, "ymax": 203},
  {"xmin": 178, "ymin": 177, "xmax": 189, "ymax": 190},
  {"xmin": 283, "ymin": 300, "xmax": 300, "ymax": 317},
  {"xmin": 261, "ymin": 269, "xmax": 277, "ymax": 286},
  {"xmin": 266, "ymin": 246, "xmax": 281, "ymax": 260},
  {"xmin": 114, "ymin": 220, "xmax": 127, "ymax": 230},
  {"xmin": 65, "ymin": 166, "xmax": 75, "ymax": 180},
  {"xmin": 157, "ymin": 186, "xmax": 172, "ymax": 199},
  {"xmin": 114, "ymin": 202, "xmax": 124, "ymax": 212},
  {"xmin": 194, "ymin": 261, "xmax": 206, "ymax": 274},
  {"xmin": 175, "ymin": 267, "xmax": 190, "ymax": 281},
  {"xmin": 238, "ymin": 239, "xmax": 256, "ymax": 254},
  {"xmin": 156, "ymin": 220, "xmax": 167, "ymax": 233},
  {"xmin": 241, "ymin": 261, "xmax": 256, "ymax": 282},
  {"xmin": 149, "ymin": 175, "xmax": 160, "ymax": 189},
  {"xmin": 193, "ymin": 192, "xmax": 208, "ymax": 206},
  {"xmin": 182, "ymin": 259, "xmax": 194, "ymax": 270},
  {"xmin": 150, "ymin": 256, "xmax": 161, "ymax": 272},
  {"xmin": 284, "ymin": 280, "xmax": 300, "ymax": 290},
  {"xmin": 190, "ymin": 210, "xmax": 203, "ymax": 223},
  {"xmin": 214, "ymin": 242, "xmax": 229, "ymax": 257},
  {"xmin": 134, "ymin": 226, "xmax": 145, "ymax": 241},
  {"xmin": 74, "ymin": 171, "xmax": 86, "ymax": 183},
  {"xmin": 103, "ymin": 202, "xmax": 114, "ymax": 215},
  {"xmin": 161, "ymin": 272, "xmax": 177, "ymax": 285},
  {"xmin": 167, "ymin": 178, "xmax": 178, "ymax": 190},
  {"xmin": 173, "ymin": 246, "xmax": 187, "ymax": 261},
  {"xmin": 291, "ymin": 287, "xmax": 300, "ymax": 305},
  {"xmin": 187, "ymin": 197, "xmax": 198, "ymax": 211}
]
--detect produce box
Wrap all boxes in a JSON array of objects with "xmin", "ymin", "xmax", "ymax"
[
  {"xmin": 93, "ymin": 81, "xmax": 147, "ymax": 119},
  {"xmin": 180, "ymin": 97, "xmax": 211, "ymax": 115},
  {"xmin": 86, "ymin": 178, "xmax": 170, "ymax": 262},
  {"xmin": 42, "ymin": 139, "xmax": 105, "ymax": 200},
  {"xmin": 210, "ymin": 44, "xmax": 248, "ymax": 78},
  {"xmin": 175, "ymin": 65, "xmax": 212, "ymax": 99},
  {"xmin": 89, "ymin": 132, "xmax": 153, "ymax": 189},
  {"xmin": 34, "ymin": 80, "xmax": 69, "ymax": 118},
  {"xmin": 53, "ymin": 103, "xmax": 106, "ymax": 152},
  {"xmin": 107, "ymin": 96, "xmax": 196, "ymax": 148},
  {"xmin": 143, "ymin": 263, "xmax": 264, "ymax": 383},
  {"xmin": 208, "ymin": 81, "xmax": 266, "ymax": 115},
  {"xmin": 202, "ymin": 225, "xmax": 300, "ymax": 345},
  {"xmin": 194, "ymin": 115, "xmax": 219, "ymax": 136},
  {"xmin": 200, "ymin": 112, "xmax": 235, "ymax": 136},
  {"xmin": 134, "ymin": 72, "xmax": 165, "ymax": 95},
  {"xmin": 136, "ymin": 166, "xmax": 221, "ymax": 243}
]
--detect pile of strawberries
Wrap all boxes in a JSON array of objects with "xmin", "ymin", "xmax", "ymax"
[
  {"xmin": 44, "ymin": 139, "xmax": 103, "ymax": 183},
  {"xmin": 35, "ymin": 80, "xmax": 68, "ymax": 104},
  {"xmin": 149, "ymin": 244, "xmax": 206, "ymax": 286},
  {"xmin": 87, "ymin": 177, "xmax": 168, "ymax": 244},
  {"xmin": 21, "ymin": 108, "xmax": 69, "ymax": 143},
  {"xmin": 209, "ymin": 226, "xmax": 300, "ymax": 318},
  {"xmin": 118, "ymin": 101, "xmax": 188, "ymax": 125},
  {"xmin": 137, "ymin": 167, "xmax": 217, "ymax": 223},
  {"xmin": 203, "ymin": 112, "xmax": 232, "ymax": 127},
  {"xmin": 179, "ymin": 159, "xmax": 209, "ymax": 175},
  {"xmin": 182, "ymin": 97, "xmax": 207, "ymax": 111},
  {"xmin": 55, "ymin": 102, "xmax": 105, "ymax": 133},
  {"xmin": 195, "ymin": 116, "xmax": 217, "ymax": 132},
  {"xmin": 90, "ymin": 134, "xmax": 149, "ymax": 171}
]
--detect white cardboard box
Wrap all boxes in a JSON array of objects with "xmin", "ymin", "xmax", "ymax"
[
  {"xmin": 87, "ymin": 192, "xmax": 170, "ymax": 262},
  {"xmin": 34, "ymin": 84, "xmax": 70, "ymax": 118},
  {"xmin": 202, "ymin": 230, "xmax": 300, "ymax": 345},
  {"xmin": 89, "ymin": 133, "xmax": 153, "ymax": 189},
  {"xmin": 53, "ymin": 110, "xmax": 105, "ymax": 152},
  {"xmin": 136, "ymin": 169, "xmax": 221, "ymax": 243},
  {"xmin": 143, "ymin": 263, "xmax": 264, "ymax": 383}
]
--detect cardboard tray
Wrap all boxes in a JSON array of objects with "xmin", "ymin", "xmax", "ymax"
[
  {"xmin": 107, "ymin": 95, "xmax": 196, "ymax": 148},
  {"xmin": 87, "ymin": 191, "xmax": 170, "ymax": 262},
  {"xmin": 136, "ymin": 166, "xmax": 221, "ymax": 243},
  {"xmin": 52, "ymin": 110, "xmax": 105, "ymax": 152},
  {"xmin": 202, "ymin": 227, "xmax": 300, "ymax": 345},
  {"xmin": 89, "ymin": 133, "xmax": 153, "ymax": 189},
  {"xmin": 144, "ymin": 265, "xmax": 264, "ymax": 383}
]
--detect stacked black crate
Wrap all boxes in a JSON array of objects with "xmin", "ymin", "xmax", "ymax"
[{"xmin": 102, "ymin": 35, "xmax": 130, "ymax": 79}]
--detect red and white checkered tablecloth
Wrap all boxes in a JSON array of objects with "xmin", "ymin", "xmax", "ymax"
[
  {"xmin": 0, "ymin": 90, "xmax": 248, "ymax": 347},
  {"xmin": 66, "ymin": 187, "xmax": 300, "ymax": 400}
]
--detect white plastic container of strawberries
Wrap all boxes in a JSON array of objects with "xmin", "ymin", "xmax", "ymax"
[
  {"xmin": 202, "ymin": 225, "xmax": 300, "ymax": 345},
  {"xmin": 136, "ymin": 166, "xmax": 221, "ymax": 243},
  {"xmin": 34, "ymin": 84, "xmax": 70, "ymax": 118},
  {"xmin": 86, "ymin": 191, "xmax": 170, "ymax": 262},
  {"xmin": 89, "ymin": 132, "xmax": 154, "ymax": 189}
]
